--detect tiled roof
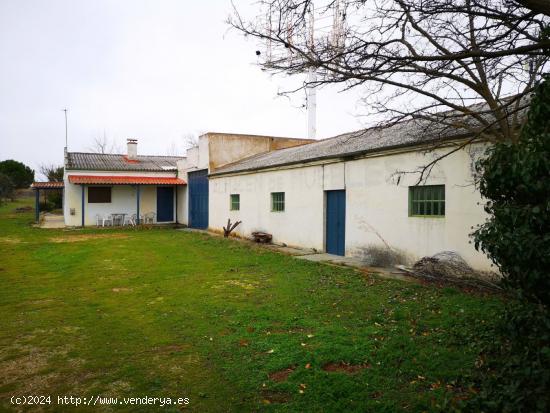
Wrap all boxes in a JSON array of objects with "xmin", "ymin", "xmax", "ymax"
[
  {"xmin": 31, "ymin": 182, "xmax": 64, "ymax": 189},
  {"xmin": 66, "ymin": 152, "xmax": 184, "ymax": 172},
  {"xmin": 211, "ymin": 99, "xmax": 528, "ymax": 176},
  {"xmin": 68, "ymin": 175, "xmax": 186, "ymax": 185}
]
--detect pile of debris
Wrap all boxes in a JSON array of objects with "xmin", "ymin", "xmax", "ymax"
[{"xmin": 399, "ymin": 251, "xmax": 501, "ymax": 291}]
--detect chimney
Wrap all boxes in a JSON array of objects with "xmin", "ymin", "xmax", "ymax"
[{"xmin": 127, "ymin": 139, "xmax": 138, "ymax": 160}]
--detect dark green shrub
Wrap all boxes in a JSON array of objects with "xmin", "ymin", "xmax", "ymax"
[
  {"xmin": 0, "ymin": 173, "xmax": 15, "ymax": 203},
  {"xmin": 39, "ymin": 201, "xmax": 55, "ymax": 212},
  {"xmin": 470, "ymin": 78, "xmax": 550, "ymax": 412},
  {"xmin": 46, "ymin": 191, "xmax": 63, "ymax": 209},
  {"xmin": 0, "ymin": 160, "xmax": 34, "ymax": 188},
  {"xmin": 474, "ymin": 78, "xmax": 550, "ymax": 306},
  {"xmin": 466, "ymin": 301, "xmax": 550, "ymax": 413}
]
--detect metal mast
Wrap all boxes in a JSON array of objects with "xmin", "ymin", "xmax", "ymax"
[
  {"xmin": 63, "ymin": 108, "xmax": 68, "ymax": 149},
  {"xmin": 306, "ymin": 3, "xmax": 317, "ymax": 140}
]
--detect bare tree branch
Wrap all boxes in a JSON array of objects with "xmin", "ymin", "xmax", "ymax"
[{"xmin": 229, "ymin": 0, "xmax": 549, "ymax": 146}]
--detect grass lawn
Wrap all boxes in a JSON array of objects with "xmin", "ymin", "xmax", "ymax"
[{"xmin": 0, "ymin": 196, "xmax": 502, "ymax": 412}]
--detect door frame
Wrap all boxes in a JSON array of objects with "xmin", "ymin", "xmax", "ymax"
[
  {"xmin": 325, "ymin": 189, "xmax": 346, "ymax": 256},
  {"xmin": 156, "ymin": 186, "xmax": 175, "ymax": 223},
  {"xmin": 188, "ymin": 169, "xmax": 209, "ymax": 229}
]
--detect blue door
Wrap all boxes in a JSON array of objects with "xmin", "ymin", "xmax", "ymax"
[
  {"xmin": 188, "ymin": 169, "xmax": 209, "ymax": 229},
  {"xmin": 157, "ymin": 186, "xmax": 174, "ymax": 222},
  {"xmin": 326, "ymin": 190, "xmax": 346, "ymax": 256}
]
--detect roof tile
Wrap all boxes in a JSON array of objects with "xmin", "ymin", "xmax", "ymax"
[{"xmin": 66, "ymin": 152, "xmax": 184, "ymax": 172}]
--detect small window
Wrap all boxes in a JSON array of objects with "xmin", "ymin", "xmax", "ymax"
[
  {"xmin": 88, "ymin": 186, "xmax": 112, "ymax": 203},
  {"xmin": 409, "ymin": 185, "xmax": 445, "ymax": 217},
  {"xmin": 271, "ymin": 192, "xmax": 285, "ymax": 212},
  {"xmin": 230, "ymin": 194, "xmax": 240, "ymax": 211}
]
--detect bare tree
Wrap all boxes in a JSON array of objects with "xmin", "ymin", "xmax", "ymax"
[
  {"xmin": 182, "ymin": 132, "xmax": 200, "ymax": 150},
  {"xmin": 39, "ymin": 164, "xmax": 64, "ymax": 182},
  {"xmin": 88, "ymin": 131, "xmax": 121, "ymax": 154},
  {"xmin": 516, "ymin": 0, "xmax": 550, "ymax": 16},
  {"xmin": 166, "ymin": 141, "xmax": 181, "ymax": 156},
  {"xmin": 229, "ymin": 0, "xmax": 549, "ymax": 179}
]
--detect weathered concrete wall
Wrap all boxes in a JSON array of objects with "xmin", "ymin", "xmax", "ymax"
[
  {"xmin": 206, "ymin": 133, "xmax": 314, "ymax": 172},
  {"xmin": 176, "ymin": 132, "xmax": 313, "ymax": 225},
  {"xmin": 176, "ymin": 185, "xmax": 187, "ymax": 225},
  {"xmin": 209, "ymin": 143, "xmax": 493, "ymax": 271}
]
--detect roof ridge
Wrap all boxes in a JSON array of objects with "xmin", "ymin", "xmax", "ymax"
[{"xmin": 67, "ymin": 151, "xmax": 185, "ymax": 158}]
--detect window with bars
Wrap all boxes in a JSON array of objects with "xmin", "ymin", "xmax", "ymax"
[
  {"xmin": 409, "ymin": 185, "xmax": 445, "ymax": 217},
  {"xmin": 271, "ymin": 192, "xmax": 285, "ymax": 212},
  {"xmin": 230, "ymin": 194, "xmax": 240, "ymax": 211}
]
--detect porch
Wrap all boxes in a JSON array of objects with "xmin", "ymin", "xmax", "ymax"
[
  {"xmin": 31, "ymin": 181, "xmax": 65, "ymax": 224},
  {"xmin": 67, "ymin": 175, "xmax": 186, "ymax": 227}
]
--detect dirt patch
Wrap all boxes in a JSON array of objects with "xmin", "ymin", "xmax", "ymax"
[
  {"xmin": 269, "ymin": 366, "xmax": 296, "ymax": 382},
  {"xmin": 0, "ymin": 237, "xmax": 23, "ymax": 244},
  {"xmin": 0, "ymin": 342, "xmax": 70, "ymax": 397},
  {"xmin": 322, "ymin": 361, "xmax": 370, "ymax": 374},
  {"xmin": 151, "ymin": 344, "xmax": 190, "ymax": 354},
  {"xmin": 223, "ymin": 280, "xmax": 259, "ymax": 290},
  {"xmin": 49, "ymin": 234, "xmax": 129, "ymax": 243},
  {"xmin": 268, "ymin": 327, "xmax": 313, "ymax": 335},
  {"xmin": 112, "ymin": 287, "xmax": 133, "ymax": 293},
  {"xmin": 261, "ymin": 390, "xmax": 292, "ymax": 404}
]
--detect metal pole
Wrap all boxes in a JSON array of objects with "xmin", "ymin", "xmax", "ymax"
[
  {"xmin": 81, "ymin": 185, "xmax": 85, "ymax": 227},
  {"xmin": 63, "ymin": 109, "xmax": 68, "ymax": 148},
  {"xmin": 35, "ymin": 189, "xmax": 39, "ymax": 223},
  {"xmin": 136, "ymin": 185, "xmax": 140, "ymax": 224},
  {"xmin": 307, "ymin": 68, "xmax": 317, "ymax": 140},
  {"xmin": 306, "ymin": 5, "xmax": 317, "ymax": 140}
]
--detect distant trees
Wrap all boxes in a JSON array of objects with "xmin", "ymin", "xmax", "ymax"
[
  {"xmin": 0, "ymin": 174, "xmax": 15, "ymax": 204},
  {"xmin": 88, "ymin": 133, "xmax": 121, "ymax": 154},
  {"xmin": 0, "ymin": 160, "xmax": 34, "ymax": 188}
]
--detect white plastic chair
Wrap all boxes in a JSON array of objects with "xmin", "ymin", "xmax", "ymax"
[
  {"xmin": 144, "ymin": 212, "xmax": 156, "ymax": 224},
  {"xmin": 95, "ymin": 214, "xmax": 113, "ymax": 227},
  {"xmin": 124, "ymin": 214, "xmax": 137, "ymax": 227}
]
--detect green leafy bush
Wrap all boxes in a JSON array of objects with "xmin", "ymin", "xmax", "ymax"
[
  {"xmin": 474, "ymin": 78, "xmax": 550, "ymax": 305},
  {"xmin": 46, "ymin": 191, "xmax": 63, "ymax": 209},
  {"xmin": 0, "ymin": 173, "xmax": 15, "ymax": 203},
  {"xmin": 0, "ymin": 160, "xmax": 34, "ymax": 189},
  {"xmin": 470, "ymin": 78, "xmax": 550, "ymax": 412},
  {"xmin": 39, "ymin": 201, "xmax": 55, "ymax": 212}
]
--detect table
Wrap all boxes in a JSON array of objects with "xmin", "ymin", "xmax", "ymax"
[{"xmin": 111, "ymin": 213, "xmax": 126, "ymax": 226}]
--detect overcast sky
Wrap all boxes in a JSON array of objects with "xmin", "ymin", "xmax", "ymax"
[{"xmin": 0, "ymin": 0, "xmax": 364, "ymax": 178}]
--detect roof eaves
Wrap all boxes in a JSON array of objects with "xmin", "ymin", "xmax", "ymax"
[{"xmin": 209, "ymin": 133, "xmax": 477, "ymax": 178}]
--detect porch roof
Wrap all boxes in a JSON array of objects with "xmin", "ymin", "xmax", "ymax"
[
  {"xmin": 68, "ymin": 175, "xmax": 186, "ymax": 185},
  {"xmin": 31, "ymin": 181, "xmax": 64, "ymax": 189}
]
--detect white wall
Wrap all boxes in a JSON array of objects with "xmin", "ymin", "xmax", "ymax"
[
  {"xmin": 63, "ymin": 170, "xmax": 180, "ymax": 226},
  {"xmin": 209, "ymin": 143, "xmax": 493, "ymax": 271},
  {"xmin": 176, "ymin": 185, "xmax": 187, "ymax": 224},
  {"xmin": 211, "ymin": 166, "xmax": 326, "ymax": 248}
]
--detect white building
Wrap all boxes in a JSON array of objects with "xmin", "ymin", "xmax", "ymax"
[
  {"xmin": 62, "ymin": 134, "xmax": 312, "ymax": 228},
  {"xmin": 63, "ymin": 139, "xmax": 186, "ymax": 226},
  {"xmin": 205, "ymin": 123, "xmax": 492, "ymax": 271},
  {"xmin": 59, "ymin": 123, "xmax": 492, "ymax": 271},
  {"xmin": 176, "ymin": 132, "xmax": 314, "ymax": 228}
]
